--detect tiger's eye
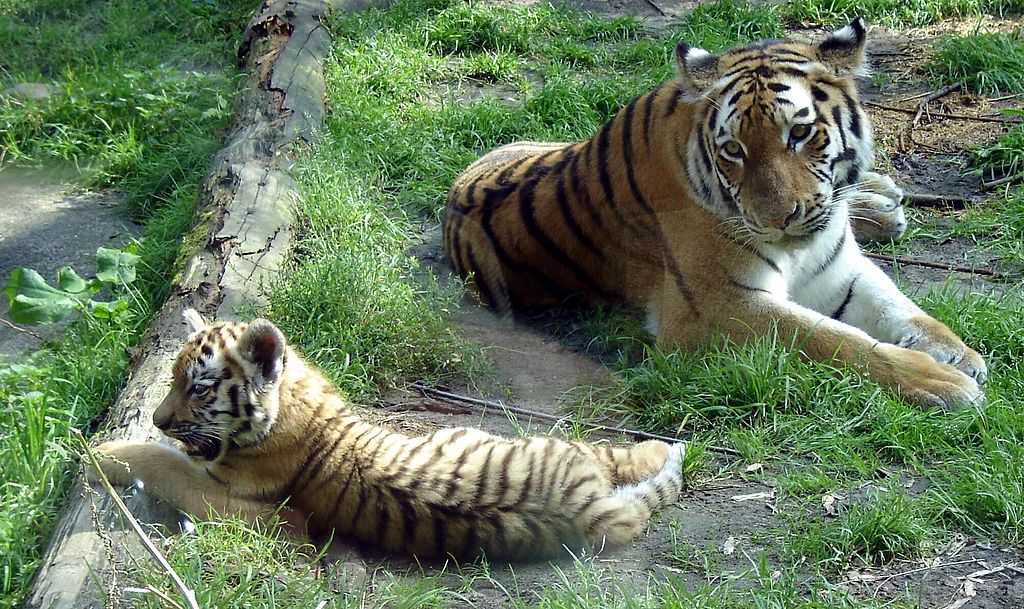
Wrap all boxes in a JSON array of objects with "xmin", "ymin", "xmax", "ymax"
[
  {"xmin": 790, "ymin": 123, "xmax": 812, "ymax": 141},
  {"xmin": 190, "ymin": 383, "xmax": 211, "ymax": 397},
  {"xmin": 722, "ymin": 140, "xmax": 744, "ymax": 158}
]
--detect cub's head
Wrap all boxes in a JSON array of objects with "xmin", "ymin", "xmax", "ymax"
[
  {"xmin": 677, "ymin": 19, "xmax": 873, "ymax": 245},
  {"xmin": 152, "ymin": 309, "xmax": 287, "ymax": 461}
]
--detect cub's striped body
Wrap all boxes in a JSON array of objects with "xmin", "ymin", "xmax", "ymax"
[
  {"xmin": 444, "ymin": 20, "xmax": 986, "ymax": 409},
  {"xmin": 94, "ymin": 311, "xmax": 683, "ymax": 561}
]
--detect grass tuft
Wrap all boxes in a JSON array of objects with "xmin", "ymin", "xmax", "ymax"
[{"xmin": 928, "ymin": 31, "xmax": 1024, "ymax": 95}]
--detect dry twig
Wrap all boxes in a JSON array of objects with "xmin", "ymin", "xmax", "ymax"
[
  {"xmin": 911, "ymin": 81, "xmax": 963, "ymax": 131},
  {"xmin": 863, "ymin": 251, "xmax": 1005, "ymax": 278},
  {"xmin": 75, "ymin": 429, "xmax": 201, "ymax": 609},
  {"xmin": 982, "ymin": 172, "xmax": 1024, "ymax": 189},
  {"xmin": 903, "ymin": 192, "xmax": 968, "ymax": 208},
  {"xmin": 409, "ymin": 382, "xmax": 741, "ymax": 456}
]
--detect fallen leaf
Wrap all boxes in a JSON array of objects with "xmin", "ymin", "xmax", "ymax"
[
  {"xmin": 744, "ymin": 463, "xmax": 763, "ymax": 473},
  {"xmin": 722, "ymin": 536, "xmax": 737, "ymax": 555}
]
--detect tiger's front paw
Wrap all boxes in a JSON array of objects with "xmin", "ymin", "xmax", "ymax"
[
  {"xmin": 847, "ymin": 172, "xmax": 907, "ymax": 243},
  {"xmin": 895, "ymin": 316, "xmax": 988, "ymax": 383},
  {"xmin": 875, "ymin": 345, "xmax": 983, "ymax": 410},
  {"xmin": 88, "ymin": 441, "xmax": 140, "ymax": 487}
]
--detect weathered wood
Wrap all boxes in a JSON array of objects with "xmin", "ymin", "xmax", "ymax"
[{"xmin": 25, "ymin": 1, "xmax": 330, "ymax": 606}]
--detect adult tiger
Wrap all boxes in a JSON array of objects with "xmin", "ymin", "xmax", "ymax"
[
  {"xmin": 92, "ymin": 310, "xmax": 684, "ymax": 561},
  {"xmin": 443, "ymin": 19, "xmax": 986, "ymax": 409}
]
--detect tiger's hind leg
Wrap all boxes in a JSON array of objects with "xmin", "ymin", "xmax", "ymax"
[
  {"xmin": 573, "ymin": 440, "xmax": 671, "ymax": 485},
  {"xmin": 848, "ymin": 171, "xmax": 907, "ymax": 243}
]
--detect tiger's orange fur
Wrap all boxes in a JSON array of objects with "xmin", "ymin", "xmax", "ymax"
[
  {"xmin": 442, "ymin": 20, "xmax": 985, "ymax": 409},
  {"xmin": 93, "ymin": 311, "xmax": 684, "ymax": 561}
]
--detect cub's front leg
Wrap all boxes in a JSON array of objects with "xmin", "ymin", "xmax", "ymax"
[
  {"xmin": 91, "ymin": 441, "xmax": 274, "ymax": 520},
  {"xmin": 656, "ymin": 281, "xmax": 983, "ymax": 410}
]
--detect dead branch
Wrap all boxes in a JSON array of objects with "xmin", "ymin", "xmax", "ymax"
[
  {"xmin": 912, "ymin": 81, "xmax": 963, "ymax": 131},
  {"xmin": 862, "ymin": 251, "xmax": 1005, "ymax": 278},
  {"xmin": 409, "ymin": 382, "xmax": 742, "ymax": 457},
  {"xmin": 903, "ymin": 192, "xmax": 968, "ymax": 208},
  {"xmin": 75, "ymin": 430, "xmax": 200, "ymax": 609},
  {"xmin": 642, "ymin": 0, "xmax": 668, "ymax": 17},
  {"xmin": 982, "ymin": 172, "xmax": 1024, "ymax": 189}
]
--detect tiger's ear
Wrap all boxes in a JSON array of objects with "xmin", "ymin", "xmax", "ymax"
[
  {"xmin": 182, "ymin": 308, "xmax": 208, "ymax": 334},
  {"xmin": 675, "ymin": 41, "xmax": 720, "ymax": 95},
  {"xmin": 816, "ymin": 17, "xmax": 869, "ymax": 76},
  {"xmin": 238, "ymin": 319, "xmax": 286, "ymax": 390}
]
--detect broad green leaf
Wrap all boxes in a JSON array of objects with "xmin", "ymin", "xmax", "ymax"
[
  {"xmin": 95, "ymin": 247, "xmax": 140, "ymax": 285},
  {"xmin": 88, "ymin": 299, "xmax": 129, "ymax": 319},
  {"xmin": 57, "ymin": 267, "xmax": 89, "ymax": 294},
  {"xmin": 2, "ymin": 268, "xmax": 91, "ymax": 324},
  {"xmin": 7, "ymin": 294, "xmax": 79, "ymax": 325}
]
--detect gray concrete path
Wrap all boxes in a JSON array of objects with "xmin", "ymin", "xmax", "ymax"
[{"xmin": 0, "ymin": 163, "xmax": 137, "ymax": 358}]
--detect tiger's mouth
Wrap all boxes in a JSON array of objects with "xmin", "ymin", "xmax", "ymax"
[{"xmin": 168, "ymin": 428, "xmax": 223, "ymax": 461}]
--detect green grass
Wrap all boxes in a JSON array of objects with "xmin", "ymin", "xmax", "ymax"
[
  {"xmin": 783, "ymin": 0, "xmax": 1023, "ymax": 27},
  {"xmin": 57, "ymin": 0, "xmax": 1024, "ymax": 607},
  {"xmin": 0, "ymin": 0, "xmax": 250, "ymax": 606},
  {"xmin": 928, "ymin": 31, "xmax": 1024, "ymax": 95}
]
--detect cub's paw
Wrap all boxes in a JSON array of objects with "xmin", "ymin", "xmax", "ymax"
[
  {"xmin": 847, "ymin": 172, "xmax": 907, "ymax": 242},
  {"xmin": 876, "ymin": 345, "xmax": 984, "ymax": 410},
  {"xmin": 895, "ymin": 316, "xmax": 988, "ymax": 383},
  {"xmin": 88, "ymin": 441, "xmax": 140, "ymax": 487}
]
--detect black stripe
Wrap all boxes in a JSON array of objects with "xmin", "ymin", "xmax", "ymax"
[
  {"xmin": 464, "ymin": 243, "xmax": 500, "ymax": 308},
  {"xmin": 740, "ymin": 242, "xmax": 782, "ymax": 274},
  {"xmin": 556, "ymin": 172, "xmax": 605, "ymax": 260},
  {"xmin": 227, "ymin": 384, "xmax": 240, "ymax": 417},
  {"xmin": 830, "ymin": 277, "xmax": 858, "ymax": 320},
  {"xmin": 728, "ymin": 277, "xmax": 770, "ymax": 293},
  {"xmin": 811, "ymin": 231, "xmax": 847, "ymax": 277},
  {"xmin": 663, "ymin": 83, "xmax": 681, "ymax": 117},
  {"xmin": 470, "ymin": 444, "xmax": 496, "ymax": 505},
  {"xmin": 642, "ymin": 88, "xmax": 656, "ymax": 149},
  {"xmin": 519, "ymin": 162, "xmax": 613, "ymax": 297}
]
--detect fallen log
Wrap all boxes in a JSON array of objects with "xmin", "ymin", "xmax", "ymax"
[{"xmin": 25, "ymin": 1, "xmax": 329, "ymax": 606}]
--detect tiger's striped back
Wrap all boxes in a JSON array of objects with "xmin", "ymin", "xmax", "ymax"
[
  {"xmin": 443, "ymin": 21, "xmax": 901, "ymax": 313},
  {"xmin": 99, "ymin": 313, "xmax": 684, "ymax": 561}
]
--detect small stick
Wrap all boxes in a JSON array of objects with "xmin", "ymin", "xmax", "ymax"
[
  {"xmin": 865, "ymin": 102, "xmax": 1018, "ymax": 124},
  {"xmin": 912, "ymin": 81, "xmax": 963, "ymax": 130},
  {"xmin": 863, "ymin": 251, "xmax": 1005, "ymax": 278},
  {"xmin": 643, "ymin": 0, "xmax": 668, "ymax": 17},
  {"xmin": 0, "ymin": 317, "xmax": 42, "ymax": 341},
  {"xmin": 75, "ymin": 429, "xmax": 201, "ymax": 609},
  {"xmin": 409, "ymin": 382, "xmax": 741, "ymax": 456},
  {"xmin": 903, "ymin": 192, "xmax": 968, "ymax": 208},
  {"xmin": 982, "ymin": 172, "xmax": 1024, "ymax": 189}
]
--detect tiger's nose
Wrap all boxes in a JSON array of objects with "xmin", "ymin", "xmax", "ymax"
[{"xmin": 765, "ymin": 206, "xmax": 800, "ymax": 229}]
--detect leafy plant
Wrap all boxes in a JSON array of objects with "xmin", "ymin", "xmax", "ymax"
[{"xmin": 2, "ymin": 246, "xmax": 140, "ymax": 325}]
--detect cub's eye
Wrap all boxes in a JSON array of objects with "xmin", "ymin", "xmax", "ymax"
[
  {"xmin": 790, "ymin": 123, "xmax": 813, "ymax": 142},
  {"xmin": 721, "ymin": 140, "xmax": 744, "ymax": 159},
  {"xmin": 190, "ymin": 383, "xmax": 212, "ymax": 397}
]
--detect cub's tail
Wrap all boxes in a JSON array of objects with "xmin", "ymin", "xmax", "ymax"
[{"xmin": 582, "ymin": 443, "xmax": 685, "ymax": 552}]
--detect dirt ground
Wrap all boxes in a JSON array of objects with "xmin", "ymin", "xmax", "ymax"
[{"xmin": 350, "ymin": 3, "xmax": 1024, "ymax": 608}]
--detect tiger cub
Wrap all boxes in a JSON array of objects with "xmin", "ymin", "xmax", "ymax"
[
  {"xmin": 93, "ymin": 310, "xmax": 684, "ymax": 561},
  {"xmin": 443, "ymin": 19, "xmax": 986, "ymax": 410}
]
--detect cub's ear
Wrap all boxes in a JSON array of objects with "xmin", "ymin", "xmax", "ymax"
[
  {"xmin": 182, "ymin": 308, "xmax": 208, "ymax": 334},
  {"xmin": 238, "ymin": 319, "xmax": 286, "ymax": 390},
  {"xmin": 675, "ymin": 41, "xmax": 720, "ymax": 96},
  {"xmin": 817, "ymin": 17, "xmax": 869, "ymax": 76}
]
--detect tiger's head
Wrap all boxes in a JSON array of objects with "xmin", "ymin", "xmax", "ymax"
[
  {"xmin": 151, "ymin": 309, "xmax": 287, "ymax": 461},
  {"xmin": 677, "ymin": 18, "xmax": 873, "ymax": 246}
]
